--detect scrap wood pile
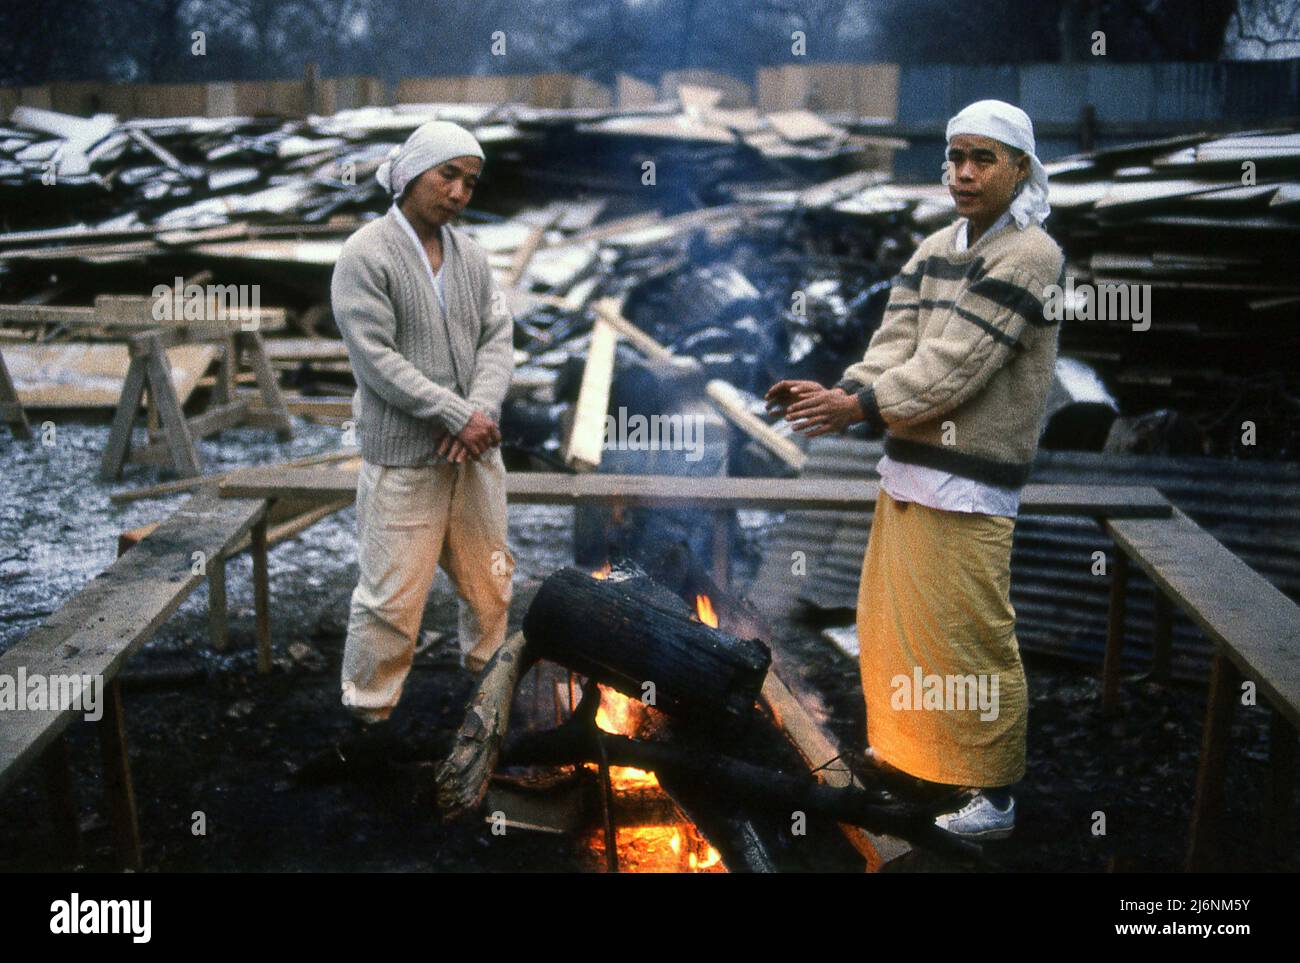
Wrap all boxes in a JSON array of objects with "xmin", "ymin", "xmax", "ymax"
[
  {"xmin": 2, "ymin": 96, "xmax": 1296, "ymax": 463},
  {"xmin": 1042, "ymin": 129, "xmax": 1300, "ymax": 459},
  {"xmin": 0, "ymin": 90, "xmax": 889, "ymax": 238}
]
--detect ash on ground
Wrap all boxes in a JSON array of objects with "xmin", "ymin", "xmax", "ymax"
[{"xmin": 0, "ymin": 419, "xmax": 1292, "ymax": 871}]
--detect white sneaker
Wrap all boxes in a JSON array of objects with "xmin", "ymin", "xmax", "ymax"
[{"xmin": 933, "ymin": 791, "xmax": 1015, "ymax": 840}]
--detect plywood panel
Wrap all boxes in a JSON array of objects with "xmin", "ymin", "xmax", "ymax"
[{"xmin": 4, "ymin": 343, "xmax": 217, "ymax": 408}]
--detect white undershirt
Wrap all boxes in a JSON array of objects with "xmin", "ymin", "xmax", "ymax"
[
  {"xmin": 392, "ymin": 203, "xmax": 446, "ymax": 308},
  {"xmin": 876, "ymin": 210, "xmax": 1021, "ymax": 518}
]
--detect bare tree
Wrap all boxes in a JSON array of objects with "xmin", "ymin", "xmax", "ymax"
[{"xmin": 1228, "ymin": 0, "xmax": 1300, "ymax": 56}]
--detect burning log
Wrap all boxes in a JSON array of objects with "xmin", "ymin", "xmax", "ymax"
[
  {"xmin": 434, "ymin": 630, "xmax": 536, "ymax": 821},
  {"xmin": 501, "ymin": 688, "xmax": 981, "ymax": 863},
  {"xmin": 522, "ymin": 567, "xmax": 771, "ymax": 733}
]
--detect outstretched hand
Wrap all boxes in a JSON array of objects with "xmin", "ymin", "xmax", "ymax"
[
  {"xmin": 767, "ymin": 381, "xmax": 863, "ymax": 438},
  {"xmin": 764, "ymin": 379, "xmax": 825, "ymax": 416}
]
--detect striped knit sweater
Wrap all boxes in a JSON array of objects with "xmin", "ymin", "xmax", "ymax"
[
  {"xmin": 331, "ymin": 208, "xmax": 515, "ymax": 466},
  {"xmin": 836, "ymin": 219, "xmax": 1065, "ymax": 489}
]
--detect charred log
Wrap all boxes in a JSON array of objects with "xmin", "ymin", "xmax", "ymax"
[
  {"xmin": 434, "ymin": 630, "xmax": 536, "ymax": 821},
  {"xmin": 501, "ymin": 690, "xmax": 982, "ymax": 863},
  {"xmin": 522, "ymin": 567, "xmax": 770, "ymax": 733}
]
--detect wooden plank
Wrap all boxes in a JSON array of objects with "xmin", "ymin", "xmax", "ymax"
[
  {"xmin": 144, "ymin": 342, "xmax": 202, "ymax": 478},
  {"xmin": 209, "ymin": 553, "xmax": 229, "ymax": 652},
  {"xmin": 249, "ymin": 395, "xmax": 352, "ymax": 419},
  {"xmin": 1107, "ymin": 509, "xmax": 1300, "ymax": 729},
  {"xmin": 38, "ymin": 734, "xmax": 79, "ymax": 863},
  {"xmin": 251, "ymin": 517, "xmax": 271, "ymax": 674},
  {"xmin": 1186, "ymin": 652, "xmax": 1239, "ymax": 871},
  {"xmin": 93, "ymin": 295, "xmax": 287, "ymax": 332},
  {"xmin": 1267, "ymin": 710, "xmax": 1296, "ymax": 853},
  {"xmin": 593, "ymin": 297, "xmax": 678, "ymax": 364},
  {"xmin": 241, "ymin": 330, "xmax": 293, "ymax": 440},
  {"xmin": 185, "ymin": 399, "xmax": 251, "ymax": 439},
  {"xmin": 564, "ymin": 317, "xmax": 617, "ymax": 471},
  {"xmin": 594, "ymin": 297, "xmax": 813, "ymax": 471},
  {"xmin": 505, "ymin": 222, "xmax": 549, "ymax": 288},
  {"xmin": 0, "ymin": 304, "xmax": 97, "ymax": 325},
  {"xmin": 6, "ymin": 343, "xmax": 217, "ymax": 408},
  {"xmin": 221, "ymin": 467, "xmax": 1174, "ymax": 518},
  {"xmin": 1102, "ymin": 550, "xmax": 1129, "ymax": 716},
  {"xmin": 0, "ymin": 348, "xmax": 32, "ymax": 438},
  {"xmin": 97, "ymin": 679, "xmax": 142, "ymax": 870},
  {"xmin": 761, "ymin": 665, "xmax": 910, "ymax": 871},
  {"xmin": 705, "ymin": 378, "xmax": 804, "ymax": 471},
  {"xmin": 262, "ymin": 338, "xmax": 351, "ymax": 363},
  {"xmin": 99, "ymin": 354, "xmax": 149, "ymax": 482},
  {"xmin": 110, "ymin": 448, "xmax": 358, "ymax": 504},
  {"xmin": 0, "ymin": 491, "xmax": 267, "ymax": 794}
]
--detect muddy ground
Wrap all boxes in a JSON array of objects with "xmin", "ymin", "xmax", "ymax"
[{"xmin": 1, "ymin": 418, "xmax": 1295, "ymax": 872}]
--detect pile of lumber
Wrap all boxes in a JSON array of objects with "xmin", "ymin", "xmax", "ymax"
[{"xmin": 1042, "ymin": 130, "xmax": 1300, "ymax": 458}]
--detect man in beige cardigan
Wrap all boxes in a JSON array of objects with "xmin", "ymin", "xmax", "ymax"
[
  {"xmin": 767, "ymin": 101, "xmax": 1065, "ymax": 839},
  {"xmin": 320, "ymin": 121, "xmax": 515, "ymax": 770}
]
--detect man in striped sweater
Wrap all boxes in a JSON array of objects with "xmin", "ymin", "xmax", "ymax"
[{"xmin": 766, "ymin": 100, "xmax": 1065, "ymax": 839}]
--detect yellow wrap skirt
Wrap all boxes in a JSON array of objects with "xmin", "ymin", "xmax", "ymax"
[{"xmin": 857, "ymin": 489, "xmax": 1027, "ymax": 787}]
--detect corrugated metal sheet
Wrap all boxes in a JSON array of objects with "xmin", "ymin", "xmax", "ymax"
[
  {"xmin": 1018, "ymin": 64, "xmax": 1090, "ymax": 124},
  {"xmin": 1152, "ymin": 62, "xmax": 1226, "ymax": 123},
  {"xmin": 896, "ymin": 61, "xmax": 1299, "ymax": 129},
  {"xmin": 896, "ymin": 65, "xmax": 1020, "ymax": 123},
  {"xmin": 1085, "ymin": 64, "xmax": 1156, "ymax": 123},
  {"xmin": 747, "ymin": 436, "xmax": 1300, "ymax": 682},
  {"xmin": 1223, "ymin": 58, "xmax": 1300, "ymax": 120}
]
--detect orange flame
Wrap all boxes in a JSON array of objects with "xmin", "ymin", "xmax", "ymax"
[
  {"xmin": 594, "ymin": 686, "xmax": 658, "ymax": 790},
  {"xmin": 591, "ymin": 560, "xmax": 612, "ymax": 580},
  {"xmin": 695, "ymin": 593, "xmax": 718, "ymax": 628}
]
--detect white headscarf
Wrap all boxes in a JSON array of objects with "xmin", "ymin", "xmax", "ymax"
[
  {"xmin": 376, "ymin": 120, "xmax": 485, "ymax": 199},
  {"xmin": 945, "ymin": 99, "xmax": 1051, "ymax": 229}
]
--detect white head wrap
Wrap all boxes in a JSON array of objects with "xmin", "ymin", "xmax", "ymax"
[
  {"xmin": 945, "ymin": 99, "xmax": 1051, "ymax": 229},
  {"xmin": 375, "ymin": 120, "xmax": 485, "ymax": 199}
]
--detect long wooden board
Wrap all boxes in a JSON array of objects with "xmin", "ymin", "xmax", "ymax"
[
  {"xmin": 0, "ymin": 490, "xmax": 266, "ymax": 792},
  {"xmin": 3, "ymin": 343, "xmax": 217, "ymax": 408},
  {"xmin": 220, "ymin": 467, "xmax": 1174, "ymax": 518},
  {"xmin": 761, "ymin": 666, "xmax": 911, "ymax": 871},
  {"xmin": 1106, "ymin": 508, "xmax": 1300, "ymax": 728}
]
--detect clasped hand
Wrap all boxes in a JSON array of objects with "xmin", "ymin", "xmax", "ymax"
[{"xmin": 438, "ymin": 410, "xmax": 502, "ymax": 463}]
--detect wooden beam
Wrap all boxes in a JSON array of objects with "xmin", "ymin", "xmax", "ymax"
[
  {"xmin": 505, "ymin": 221, "xmax": 550, "ymax": 288},
  {"xmin": 564, "ymin": 317, "xmax": 617, "ymax": 472},
  {"xmin": 594, "ymin": 299, "xmax": 805, "ymax": 470},
  {"xmin": 94, "ymin": 295, "xmax": 287, "ymax": 332},
  {"xmin": 97, "ymin": 679, "xmax": 142, "ymax": 871},
  {"xmin": 705, "ymin": 378, "xmax": 804, "ymax": 471},
  {"xmin": 0, "ymin": 304, "xmax": 97, "ymax": 325},
  {"xmin": 38, "ymin": 734, "xmax": 80, "ymax": 864},
  {"xmin": 209, "ymin": 552, "xmax": 229, "ymax": 652},
  {"xmin": 144, "ymin": 339, "xmax": 201, "ymax": 478},
  {"xmin": 0, "ymin": 349, "xmax": 32, "ymax": 440},
  {"xmin": 220, "ymin": 468, "xmax": 1175, "ymax": 518},
  {"xmin": 1102, "ymin": 549, "xmax": 1129, "ymax": 716},
  {"xmin": 1267, "ymin": 709, "xmax": 1296, "ymax": 855},
  {"xmin": 0, "ymin": 491, "xmax": 266, "ymax": 794},
  {"xmin": 251, "ymin": 517, "xmax": 271, "ymax": 674},
  {"xmin": 1187, "ymin": 651, "xmax": 1239, "ymax": 871},
  {"xmin": 110, "ymin": 448, "xmax": 358, "ymax": 504},
  {"xmin": 240, "ymin": 330, "xmax": 293, "ymax": 440},
  {"xmin": 761, "ymin": 667, "xmax": 910, "ymax": 871},
  {"xmin": 1107, "ymin": 509, "xmax": 1300, "ymax": 730},
  {"xmin": 99, "ymin": 353, "xmax": 149, "ymax": 481}
]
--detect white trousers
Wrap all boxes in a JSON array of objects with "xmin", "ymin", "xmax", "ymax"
[{"xmin": 341, "ymin": 451, "xmax": 514, "ymax": 722}]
